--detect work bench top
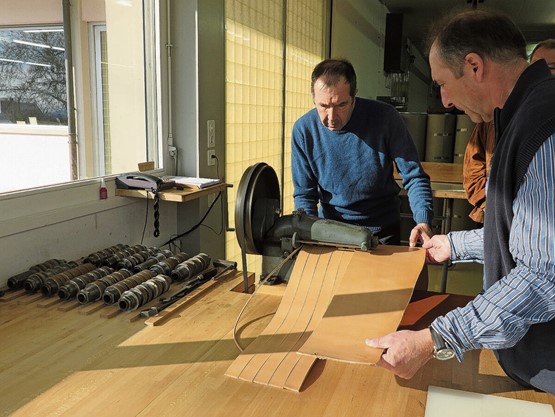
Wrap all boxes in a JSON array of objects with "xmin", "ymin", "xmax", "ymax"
[{"xmin": 1, "ymin": 272, "xmax": 553, "ymax": 417}]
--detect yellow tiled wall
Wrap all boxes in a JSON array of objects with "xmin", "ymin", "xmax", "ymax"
[
  {"xmin": 283, "ymin": 0, "xmax": 325, "ymax": 212},
  {"xmin": 225, "ymin": 0, "xmax": 325, "ymax": 279}
]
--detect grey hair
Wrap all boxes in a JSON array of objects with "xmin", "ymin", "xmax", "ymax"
[{"xmin": 427, "ymin": 9, "xmax": 527, "ymax": 78}]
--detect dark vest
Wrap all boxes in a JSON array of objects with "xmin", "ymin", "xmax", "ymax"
[{"xmin": 484, "ymin": 60, "xmax": 555, "ymax": 393}]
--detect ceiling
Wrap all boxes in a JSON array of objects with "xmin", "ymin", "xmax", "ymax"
[{"xmin": 382, "ymin": 0, "xmax": 555, "ymax": 54}]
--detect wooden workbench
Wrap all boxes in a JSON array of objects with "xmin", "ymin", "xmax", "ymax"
[
  {"xmin": 421, "ymin": 161, "xmax": 463, "ymax": 185},
  {"xmin": 1, "ymin": 273, "xmax": 553, "ymax": 417},
  {"xmin": 396, "ymin": 162, "xmax": 468, "ymax": 292}
]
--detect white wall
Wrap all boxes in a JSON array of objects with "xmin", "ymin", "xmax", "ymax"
[
  {"xmin": 0, "ymin": 179, "xmax": 177, "ymax": 287},
  {"xmin": 0, "ymin": 0, "xmax": 62, "ymax": 25},
  {"xmin": 105, "ymin": 0, "xmax": 148, "ymax": 174},
  {"xmin": 171, "ymin": 0, "xmax": 226, "ymax": 260},
  {"xmin": 406, "ymin": 40, "xmax": 432, "ymax": 112},
  {"xmin": 330, "ymin": 0, "xmax": 431, "ymax": 111},
  {"xmin": 330, "ymin": 0, "xmax": 390, "ymax": 99}
]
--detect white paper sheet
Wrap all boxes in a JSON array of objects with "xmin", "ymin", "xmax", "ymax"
[{"xmin": 425, "ymin": 386, "xmax": 554, "ymax": 417}]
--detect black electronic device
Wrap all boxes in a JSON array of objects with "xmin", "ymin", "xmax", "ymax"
[
  {"xmin": 115, "ymin": 173, "xmax": 175, "ymax": 191},
  {"xmin": 115, "ymin": 173, "xmax": 175, "ymax": 238},
  {"xmin": 234, "ymin": 163, "xmax": 378, "ymax": 290},
  {"xmin": 384, "ymin": 13, "xmax": 407, "ymax": 74}
]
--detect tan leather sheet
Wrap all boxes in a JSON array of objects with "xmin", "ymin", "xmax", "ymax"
[
  {"xmin": 297, "ymin": 246, "xmax": 425, "ymax": 364},
  {"xmin": 226, "ymin": 245, "xmax": 425, "ymax": 390},
  {"xmin": 225, "ymin": 246, "xmax": 353, "ymax": 391}
]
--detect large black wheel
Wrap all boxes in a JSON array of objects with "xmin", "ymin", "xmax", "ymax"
[{"xmin": 234, "ymin": 163, "xmax": 281, "ymax": 255}]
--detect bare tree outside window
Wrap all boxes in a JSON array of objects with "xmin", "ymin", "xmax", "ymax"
[
  {"xmin": 0, "ymin": 0, "xmax": 160, "ymax": 193},
  {"xmin": 0, "ymin": 28, "xmax": 67, "ymax": 125}
]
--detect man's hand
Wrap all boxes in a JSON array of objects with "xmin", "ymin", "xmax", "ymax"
[
  {"xmin": 421, "ymin": 234, "xmax": 451, "ymax": 263},
  {"xmin": 409, "ymin": 223, "xmax": 433, "ymax": 247},
  {"xmin": 365, "ymin": 329, "xmax": 434, "ymax": 379}
]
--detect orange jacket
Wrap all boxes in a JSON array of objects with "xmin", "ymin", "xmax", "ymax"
[{"xmin": 463, "ymin": 121, "xmax": 496, "ymax": 223}]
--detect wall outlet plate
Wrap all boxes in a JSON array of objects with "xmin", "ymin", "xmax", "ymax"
[
  {"xmin": 207, "ymin": 120, "xmax": 216, "ymax": 148},
  {"xmin": 208, "ymin": 149, "xmax": 216, "ymax": 166}
]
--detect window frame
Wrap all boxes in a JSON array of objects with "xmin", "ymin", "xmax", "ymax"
[
  {"xmin": 0, "ymin": 0, "xmax": 168, "ymax": 235},
  {"xmin": 90, "ymin": 23, "xmax": 108, "ymax": 176},
  {"xmin": 0, "ymin": 0, "xmax": 166, "ymax": 195}
]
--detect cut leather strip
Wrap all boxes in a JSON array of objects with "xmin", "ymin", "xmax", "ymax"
[
  {"xmin": 234, "ymin": 246, "xmax": 324, "ymax": 382},
  {"xmin": 250, "ymin": 252, "xmax": 328, "ymax": 385},
  {"xmin": 297, "ymin": 246, "xmax": 425, "ymax": 365},
  {"xmin": 264, "ymin": 250, "xmax": 352, "ymax": 389},
  {"xmin": 280, "ymin": 250, "xmax": 354, "ymax": 391},
  {"xmin": 226, "ymin": 247, "xmax": 353, "ymax": 391},
  {"xmin": 225, "ymin": 246, "xmax": 318, "ymax": 380}
]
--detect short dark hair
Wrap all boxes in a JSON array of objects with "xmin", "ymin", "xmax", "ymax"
[
  {"xmin": 311, "ymin": 59, "xmax": 357, "ymax": 98},
  {"xmin": 530, "ymin": 39, "xmax": 555, "ymax": 62},
  {"xmin": 427, "ymin": 9, "xmax": 527, "ymax": 77}
]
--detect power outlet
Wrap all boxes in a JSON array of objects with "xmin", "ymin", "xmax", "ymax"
[
  {"xmin": 207, "ymin": 149, "xmax": 216, "ymax": 166},
  {"xmin": 207, "ymin": 120, "xmax": 216, "ymax": 148}
]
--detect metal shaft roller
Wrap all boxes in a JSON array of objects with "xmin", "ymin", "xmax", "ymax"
[
  {"xmin": 149, "ymin": 252, "xmax": 190, "ymax": 276},
  {"xmin": 41, "ymin": 263, "xmax": 96, "ymax": 296},
  {"xmin": 58, "ymin": 266, "xmax": 114, "ymax": 300},
  {"xmin": 103, "ymin": 270, "xmax": 155, "ymax": 305},
  {"xmin": 118, "ymin": 274, "xmax": 172, "ymax": 311},
  {"xmin": 7, "ymin": 259, "xmax": 66, "ymax": 290},
  {"xmin": 24, "ymin": 262, "xmax": 79, "ymax": 293},
  {"xmin": 83, "ymin": 244, "xmax": 128, "ymax": 266},
  {"xmin": 171, "ymin": 253, "xmax": 211, "ymax": 282},
  {"xmin": 77, "ymin": 269, "xmax": 132, "ymax": 304}
]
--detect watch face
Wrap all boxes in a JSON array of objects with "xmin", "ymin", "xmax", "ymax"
[{"xmin": 435, "ymin": 348, "xmax": 455, "ymax": 360}]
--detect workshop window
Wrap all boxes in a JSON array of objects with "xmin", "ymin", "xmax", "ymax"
[
  {"xmin": 0, "ymin": 0, "xmax": 161, "ymax": 193},
  {"xmin": 0, "ymin": 26, "xmax": 69, "ymax": 191},
  {"xmin": 0, "ymin": 28, "xmax": 66, "ymax": 125}
]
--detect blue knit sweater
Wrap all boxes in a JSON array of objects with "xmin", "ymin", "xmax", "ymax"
[{"xmin": 292, "ymin": 97, "xmax": 433, "ymax": 233}]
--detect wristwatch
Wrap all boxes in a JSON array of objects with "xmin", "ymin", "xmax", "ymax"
[{"xmin": 429, "ymin": 326, "xmax": 455, "ymax": 360}]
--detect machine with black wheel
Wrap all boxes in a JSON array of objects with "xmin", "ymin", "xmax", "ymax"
[{"xmin": 235, "ymin": 162, "xmax": 378, "ymax": 289}]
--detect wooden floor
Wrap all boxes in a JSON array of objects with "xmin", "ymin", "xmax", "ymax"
[{"xmin": 1, "ymin": 272, "xmax": 554, "ymax": 417}]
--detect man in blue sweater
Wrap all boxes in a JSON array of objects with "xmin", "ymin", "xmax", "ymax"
[{"xmin": 292, "ymin": 59, "xmax": 434, "ymax": 246}]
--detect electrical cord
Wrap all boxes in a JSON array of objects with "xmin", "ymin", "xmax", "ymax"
[
  {"xmin": 167, "ymin": 235, "xmax": 182, "ymax": 253},
  {"xmin": 212, "ymin": 154, "xmax": 225, "ymax": 235},
  {"xmin": 152, "ymin": 187, "xmax": 161, "ymax": 237},
  {"xmin": 140, "ymin": 164, "xmax": 223, "ymax": 245},
  {"xmin": 140, "ymin": 195, "xmax": 150, "ymax": 245},
  {"xmin": 232, "ymin": 245, "xmax": 302, "ymax": 353},
  {"xmin": 140, "ymin": 187, "xmax": 161, "ymax": 243},
  {"xmin": 201, "ymin": 222, "xmax": 223, "ymax": 236},
  {"xmin": 160, "ymin": 191, "xmax": 222, "ymax": 248},
  {"xmin": 212, "ymin": 154, "xmax": 220, "ymax": 179},
  {"xmin": 161, "ymin": 154, "xmax": 225, "ymax": 247}
]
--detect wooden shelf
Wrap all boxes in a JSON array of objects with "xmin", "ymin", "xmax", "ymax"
[{"xmin": 115, "ymin": 182, "xmax": 228, "ymax": 203}]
